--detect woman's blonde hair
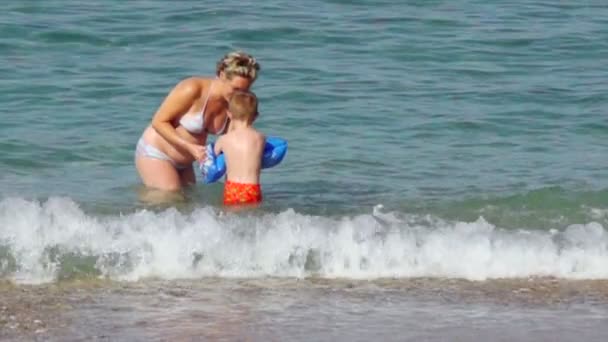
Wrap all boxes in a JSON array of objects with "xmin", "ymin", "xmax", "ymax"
[{"xmin": 216, "ymin": 51, "xmax": 260, "ymax": 80}]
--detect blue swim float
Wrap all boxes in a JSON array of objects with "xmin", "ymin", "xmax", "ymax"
[{"xmin": 200, "ymin": 136, "xmax": 288, "ymax": 184}]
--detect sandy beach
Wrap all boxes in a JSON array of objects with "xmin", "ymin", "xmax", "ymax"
[{"xmin": 2, "ymin": 277, "xmax": 608, "ymax": 341}]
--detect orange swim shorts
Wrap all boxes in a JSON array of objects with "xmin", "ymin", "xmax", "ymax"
[{"xmin": 223, "ymin": 180, "xmax": 263, "ymax": 205}]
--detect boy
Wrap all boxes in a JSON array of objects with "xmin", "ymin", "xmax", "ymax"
[{"xmin": 213, "ymin": 90, "xmax": 265, "ymax": 206}]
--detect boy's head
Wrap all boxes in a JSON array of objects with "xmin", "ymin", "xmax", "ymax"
[{"xmin": 228, "ymin": 90, "xmax": 259, "ymax": 123}]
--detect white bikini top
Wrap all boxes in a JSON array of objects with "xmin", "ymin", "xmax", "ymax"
[{"xmin": 179, "ymin": 81, "xmax": 228, "ymax": 135}]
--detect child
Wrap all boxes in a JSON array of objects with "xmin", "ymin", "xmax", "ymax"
[{"xmin": 213, "ymin": 90, "xmax": 265, "ymax": 206}]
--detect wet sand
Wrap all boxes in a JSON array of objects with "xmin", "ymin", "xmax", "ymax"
[
  {"xmin": 0, "ymin": 279, "xmax": 110, "ymax": 340},
  {"xmin": 2, "ymin": 277, "xmax": 608, "ymax": 341}
]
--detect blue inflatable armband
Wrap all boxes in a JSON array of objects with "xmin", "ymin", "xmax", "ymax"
[{"xmin": 200, "ymin": 136, "xmax": 287, "ymax": 184}]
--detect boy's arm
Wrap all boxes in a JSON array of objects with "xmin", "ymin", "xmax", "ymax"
[{"xmin": 213, "ymin": 136, "xmax": 223, "ymax": 156}]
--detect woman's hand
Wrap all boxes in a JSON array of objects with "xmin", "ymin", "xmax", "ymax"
[{"xmin": 186, "ymin": 143, "xmax": 207, "ymax": 162}]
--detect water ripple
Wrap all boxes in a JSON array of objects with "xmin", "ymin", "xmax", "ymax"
[{"xmin": 0, "ymin": 0, "xmax": 607, "ymax": 210}]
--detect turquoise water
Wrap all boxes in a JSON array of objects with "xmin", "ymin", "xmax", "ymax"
[
  {"xmin": 2, "ymin": 1, "xmax": 608, "ymax": 340},
  {"xmin": 1, "ymin": 0, "xmax": 608, "ymax": 281}
]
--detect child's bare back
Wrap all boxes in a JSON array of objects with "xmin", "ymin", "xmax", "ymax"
[
  {"xmin": 215, "ymin": 127, "xmax": 265, "ymax": 184},
  {"xmin": 213, "ymin": 90, "xmax": 265, "ymax": 206}
]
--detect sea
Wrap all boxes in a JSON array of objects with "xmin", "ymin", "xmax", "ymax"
[{"xmin": 1, "ymin": 0, "xmax": 608, "ymax": 340}]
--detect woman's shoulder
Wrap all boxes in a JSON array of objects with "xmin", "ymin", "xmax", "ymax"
[
  {"xmin": 179, "ymin": 76, "xmax": 214, "ymax": 86},
  {"xmin": 176, "ymin": 76, "xmax": 217, "ymax": 94}
]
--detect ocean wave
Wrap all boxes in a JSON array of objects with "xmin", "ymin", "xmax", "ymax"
[{"xmin": 1, "ymin": 197, "xmax": 607, "ymax": 284}]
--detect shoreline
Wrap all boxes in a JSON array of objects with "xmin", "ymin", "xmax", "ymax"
[{"xmin": 3, "ymin": 277, "xmax": 608, "ymax": 339}]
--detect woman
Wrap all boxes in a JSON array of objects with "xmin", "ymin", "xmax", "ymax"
[{"xmin": 135, "ymin": 51, "xmax": 260, "ymax": 191}]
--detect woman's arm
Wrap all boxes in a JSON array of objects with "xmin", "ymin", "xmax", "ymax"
[
  {"xmin": 213, "ymin": 136, "xmax": 224, "ymax": 156},
  {"xmin": 151, "ymin": 78, "xmax": 205, "ymax": 160}
]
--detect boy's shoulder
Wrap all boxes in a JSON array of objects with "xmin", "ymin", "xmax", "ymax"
[
  {"xmin": 241, "ymin": 126, "xmax": 264, "ymax": 138},
  {"xmin": 252, "ymin": 129, "xmax": 265, "ymax": 142},
  {"xmin": 253, "ymin": 128, "xmax": 265, "ymax": 137},
  {"xmin": 220, "ymin": 127, "xmax": 262, "ymax": 142}
]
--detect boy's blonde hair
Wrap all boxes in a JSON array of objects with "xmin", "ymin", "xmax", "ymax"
[
  {"xmin": 216, "ymin": 51, "xmax": 260, "ymax": 81},
  {"xmin": 228, "ymin": 90, "xmax": 259, "ymax": 122}
]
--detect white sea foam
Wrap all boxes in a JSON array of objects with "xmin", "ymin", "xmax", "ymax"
[{"xmin": 1, "ymin": 197, "xmax": 608, "ymax": 284}]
